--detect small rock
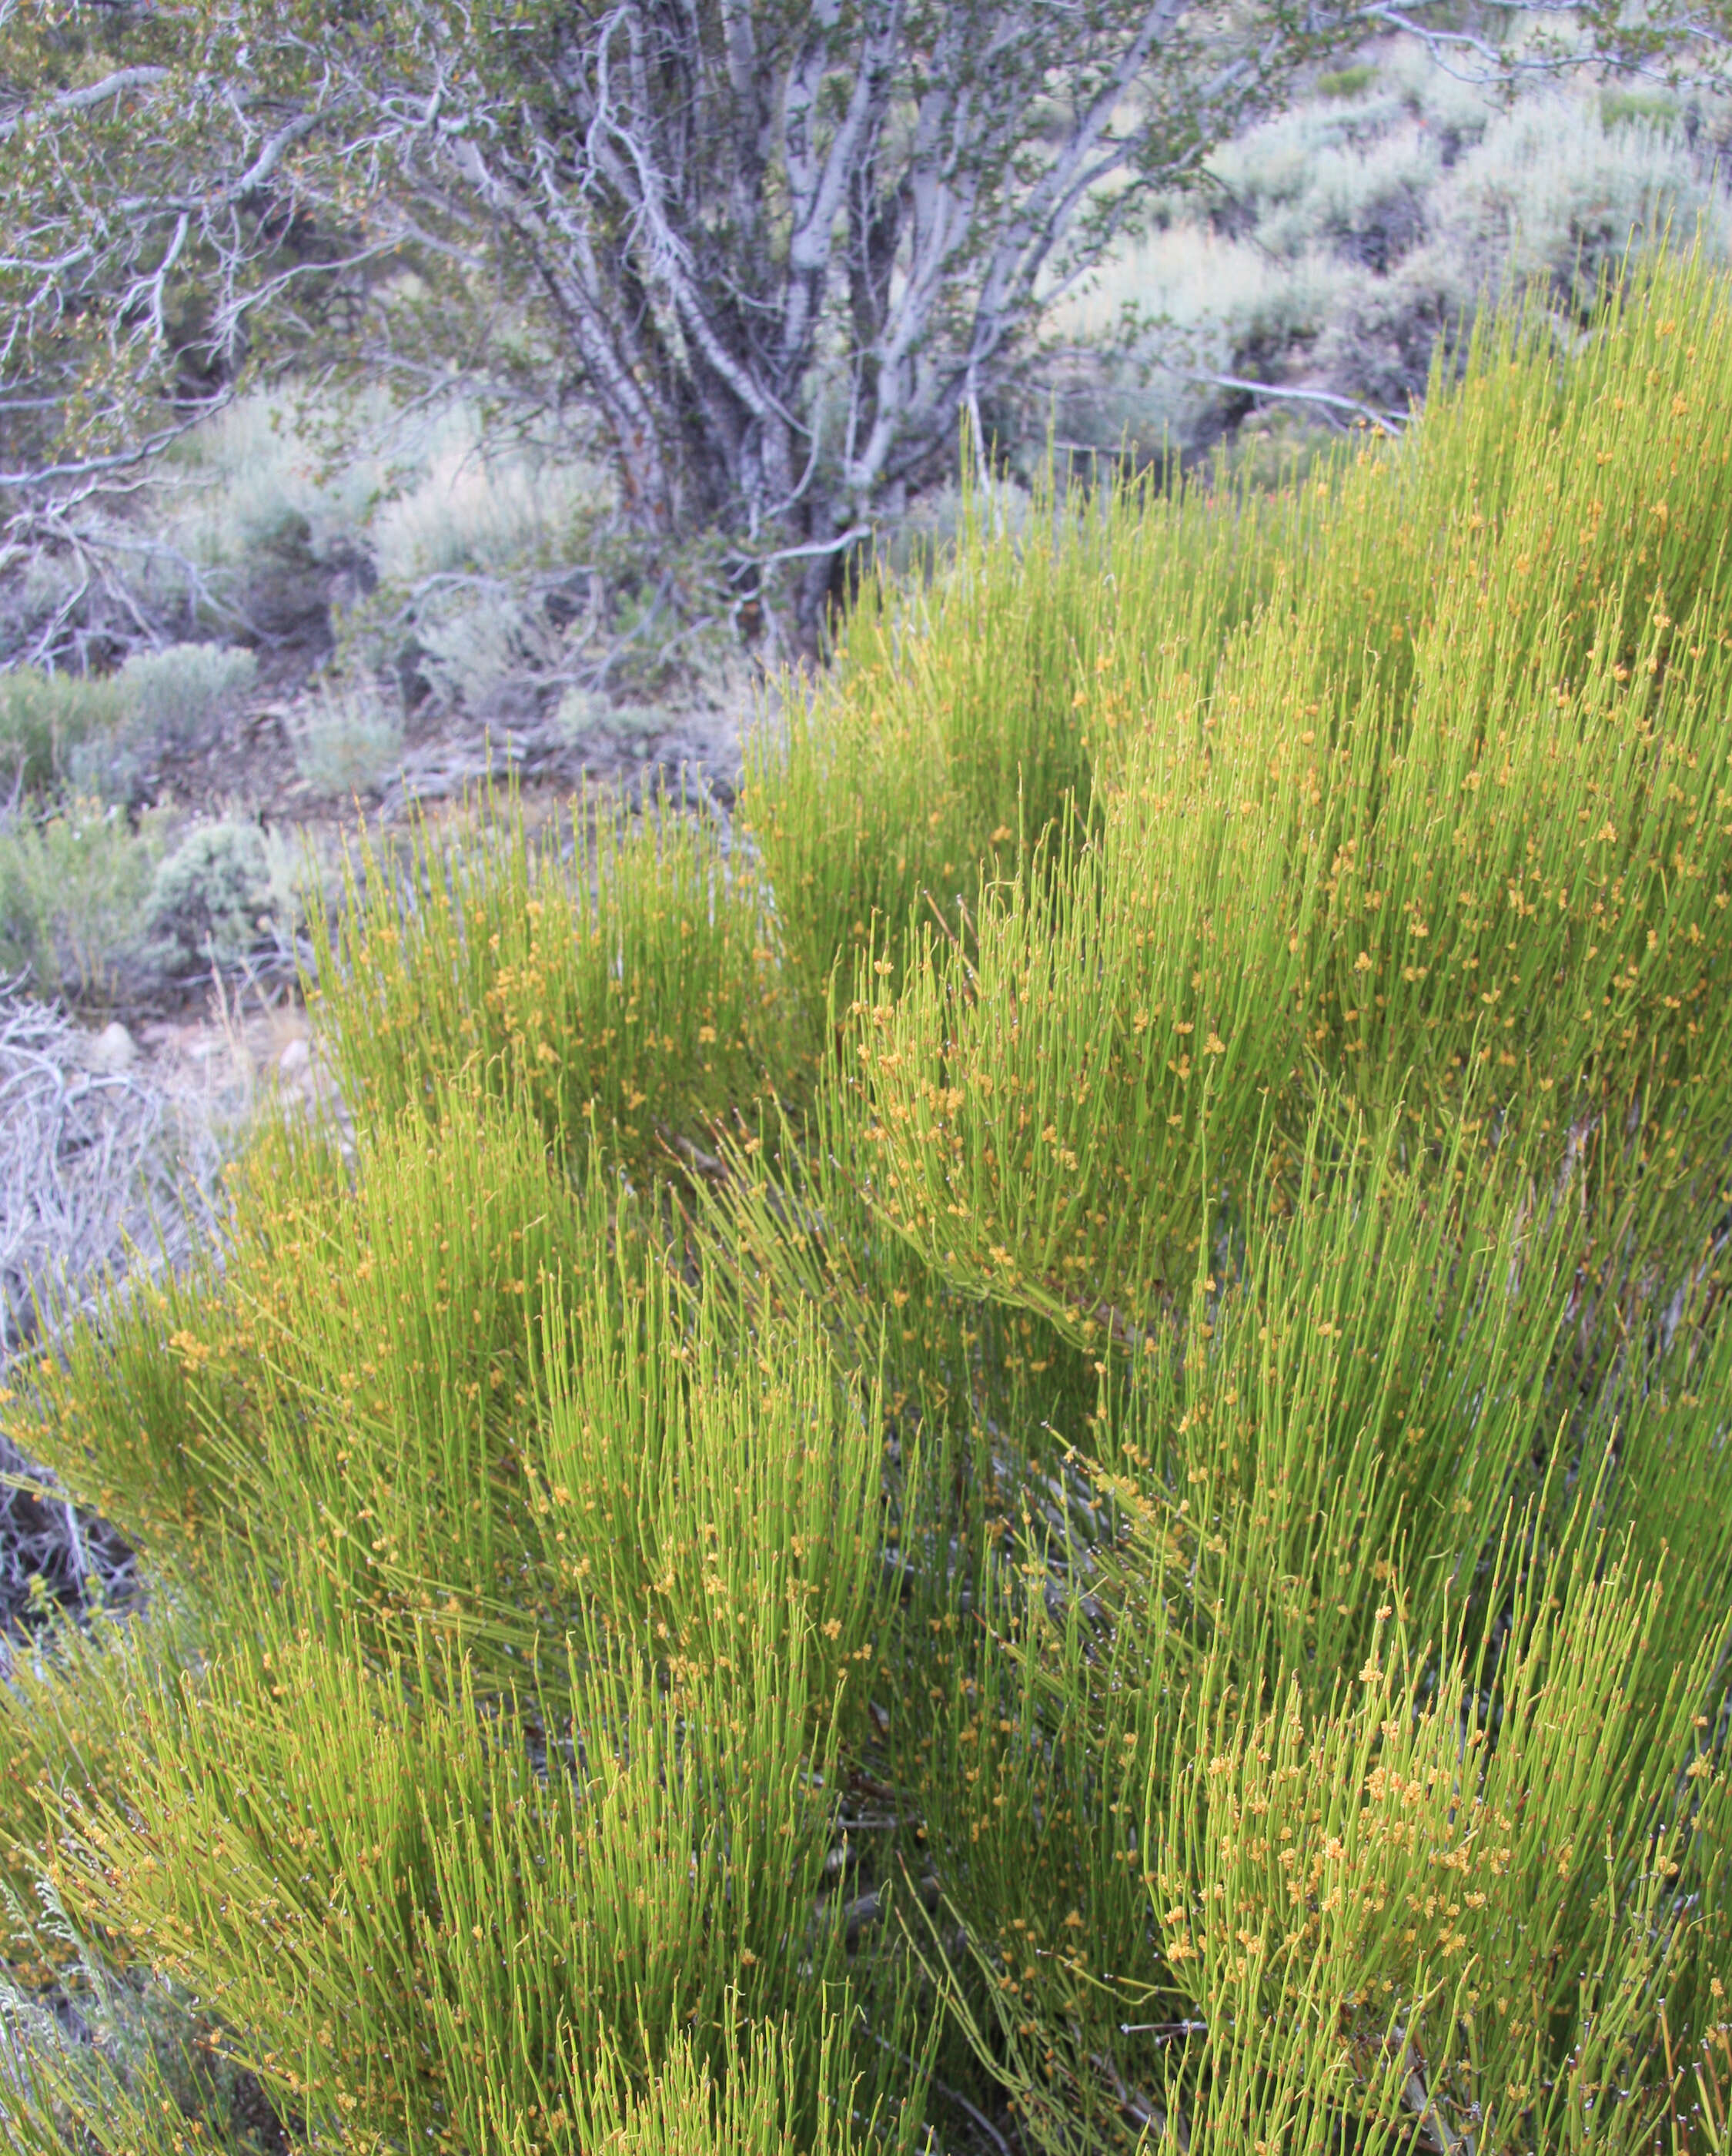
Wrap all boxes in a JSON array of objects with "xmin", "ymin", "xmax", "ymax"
[
  {"xmin": 81, "ymin": 1021, "xmax": 138, "ymax": 1075},
  {"xmin": 279, "ymin": 1037, "xmax": 311, "ymax": 1080}
]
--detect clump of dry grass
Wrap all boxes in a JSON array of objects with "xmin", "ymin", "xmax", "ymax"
[{"xmin": 0, "ymin": 994, "xmax": 236, "ymax": 1368}]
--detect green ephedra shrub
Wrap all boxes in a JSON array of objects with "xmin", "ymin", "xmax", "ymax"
[{"xmin": 4, "ymin": 251, "xmax": 1732, "ymax": 2156}]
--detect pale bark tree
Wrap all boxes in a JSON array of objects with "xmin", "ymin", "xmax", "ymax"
[{"xmin": 2, "ymin": 0, "xmax": 1723, "ymax": 654}]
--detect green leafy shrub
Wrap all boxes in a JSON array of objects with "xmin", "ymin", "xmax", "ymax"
[
  {"xmin": 1, "ymin": 644, "xmax": 257, "ymax": 806},
  {"xmin": 1601, "ymin": 86, "xmax": 1687, "ymax": 129},
  {"xmin": 0, "ymin": 799, "xmax": 164, "ymax": 1000},
  {"xmin": 7, "ymin": 256, "xmax": 1732, "ymax": 2156},
  {"xmin": 2, "ymin": 1086, "xmax": 931, "ymax": 2152},
  {"xmin": 309, "ymin": 780, "xmax": 787, "ymax": 1159},
  {"xmin": 744, "ymin": 457, "xmax": 1321, "ymax": 1019},
  {"xmin": 0, "ymin": 673, "xmax": 126, "ymax": 799},
  {"xmin": 848, "ymin": 250, "xmax": 1732, "ymax": 1326},
  {"xmin": 1315, "ymin": 60, "xmax": 1376, "ymax": 98}
]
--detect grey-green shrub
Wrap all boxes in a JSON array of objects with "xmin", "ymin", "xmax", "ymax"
[
  {"xmin": 121, "ymin": 644, "xmax": 256, "ymax": 753},
  {"xmin": 1048, "ymin": 42, "xmax": 1732, "ymax": 461},
  {"xmin": 68, "ymin": 643, "xmax": 259, "ymax": 802},
  {"xmin": 145, "ymin": 819, "xmax": 288, "ymax": 973},
  {"xmin": 288, "ymin": 679, "xmax": 403, "ymax": 796}
]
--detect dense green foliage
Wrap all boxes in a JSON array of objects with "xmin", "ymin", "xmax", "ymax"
[{"xmin": 5, "ymin": 253, "xmax": 1732, "ymax": 2154}]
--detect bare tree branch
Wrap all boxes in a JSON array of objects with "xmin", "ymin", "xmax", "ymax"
[
  {"xmin": 0, "ymin": 62, "xmax": 170, "ymax": 142},
  {"xmin": 1175, "ymin": 369, "xmax": 1409, "ymax": 431}
]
